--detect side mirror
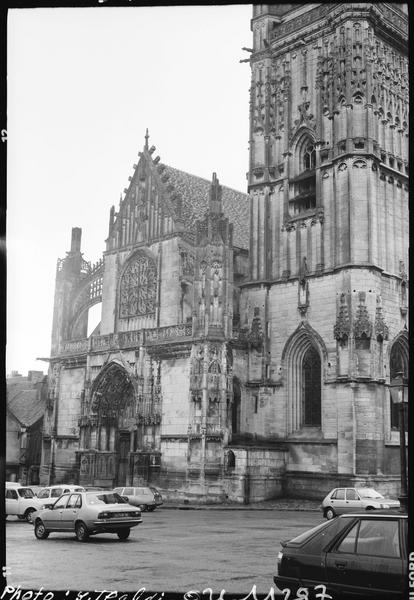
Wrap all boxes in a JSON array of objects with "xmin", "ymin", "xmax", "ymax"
[{"xmin": 43, "ymin": 503, "xmax": 54, "ymax": 510}]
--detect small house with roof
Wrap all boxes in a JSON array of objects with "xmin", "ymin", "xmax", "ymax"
[{"xmin": 6, "ymin": 371, "xmax": 47, "ymax": 484}]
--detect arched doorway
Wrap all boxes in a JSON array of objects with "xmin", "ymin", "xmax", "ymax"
[{"xmin": 80, "ymin": 362, "xmax": 136, "ymax": 487}]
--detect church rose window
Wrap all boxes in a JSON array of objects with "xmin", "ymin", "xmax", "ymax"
[{"xmin": 119, "ymin": 254, "xmax": 157, "ymax": 318}]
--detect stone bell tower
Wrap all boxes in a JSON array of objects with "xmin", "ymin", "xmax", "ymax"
[{"xmin": 236, "ymin": 3, "xmax": 408, "ymax": 497}]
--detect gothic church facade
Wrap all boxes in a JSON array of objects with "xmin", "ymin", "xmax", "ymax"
[{"xmin": 41, "ymin": 4, "xmax": 408, "ymax": 502}]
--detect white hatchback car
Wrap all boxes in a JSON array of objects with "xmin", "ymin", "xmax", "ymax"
[
  {"xmin": 5, "ymin": 483, "xmax": 43, "ymax": 522},
  {"xmin": 321, "ymin": 487, "xmax": 400, "ymax": 520},
  {"xmin": 36, "ymin": 485, "xmax": 85, "ymax": 502}
]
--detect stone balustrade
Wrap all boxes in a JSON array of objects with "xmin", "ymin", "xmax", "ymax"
[{"xmin": 60, "ymin": 323, "xmax": 193, "ymax": 356}]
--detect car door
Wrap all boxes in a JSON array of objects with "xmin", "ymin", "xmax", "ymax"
[
  {"xmin": 330, "ymin": 488, "xmax": 346, "ymax": 514},
  {"xmin": 345, "ymin": 488, "xmax": 362, "ymax": 512},
  {"xmin": 60, "ymin": 494, "xmax": 82, "ymax": 530},
  {"xmin": 325, "ymin": 517, "xmax": 404, "ymax": 598},
  {"xmin": 42, "ymin": 495, "xmax": 69, "ymax": 530},
  {"xmin": 6, "ymin": 489, "xmax": 19, "ymax": 515}
]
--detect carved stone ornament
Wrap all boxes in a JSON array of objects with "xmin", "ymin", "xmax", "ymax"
[
  {"xmin": 374, "ymin": 296, "xmax": 389, "ymax": 342},
  {"xmin": 353, "ymin": 292, "xmax": 372, "ymax": 339},
  {"xmin": 334, "ymin": 293, "xmax": 351, "ymax": 342},
  {"xmin": 399, "ymin": 260, "xmax": 407, "ymax": 282},
  {"xmin": 248, "ymin": 307, "xmax": 264, "ymax": 349},
  {"xmin": 298, "ymin": 257, "xmax": 309, "ymax": 317}
]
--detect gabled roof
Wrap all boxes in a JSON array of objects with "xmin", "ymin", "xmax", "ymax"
[
  {"xmin": 107, "ymin": 136, "xmax": 250, "ymax": 252},
  {"xmin": 7, "ymin": 386, "xmax": 46, "ymax": 428},
  {"xmin": 163, "ymin": 166, "xmax": 249, "ymax": 250}
]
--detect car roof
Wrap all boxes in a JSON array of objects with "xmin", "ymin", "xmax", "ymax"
[
  {"xmin": 340, "ymin": 510, "xmax": 407, "ymax": 518},
  {"xmin": 40, "ymin": 485, "xmax": 84, "ymax": 489}
]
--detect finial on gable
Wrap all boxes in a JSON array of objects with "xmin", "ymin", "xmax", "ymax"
[{"xmin": 144, "ymin": 128, "xmax": 149, "ymax": 149}]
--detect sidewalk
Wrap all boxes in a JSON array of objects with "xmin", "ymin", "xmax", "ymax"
[{"xmin": 162, "ymin": 498, "xmax": 321, "ymax": 511}]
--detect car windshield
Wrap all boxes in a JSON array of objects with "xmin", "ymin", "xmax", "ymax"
[
  {"xmin": 17, "ymin": 488, "xmax": 35, "ymax": 498},
  {"xmin": 357, "ymin": 488, "xmax": 383, "ymax": 499},
  {"xmin": 86, "ymin": 492, "xmax": 127, "ymax": 505}
]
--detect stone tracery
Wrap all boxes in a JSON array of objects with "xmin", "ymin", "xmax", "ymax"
[{"xmin": 119, "ymin": 253, "xmax": 157, "ymax": 318}]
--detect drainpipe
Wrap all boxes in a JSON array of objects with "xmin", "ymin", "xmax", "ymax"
[{"xmin": 243, "ymin": 449, "xmax": 250, "ymax": 505}]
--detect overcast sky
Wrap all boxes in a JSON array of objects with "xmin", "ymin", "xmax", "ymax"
[{"xmin": 7, "ymin": 4, "xmax": 252, "ymax": 376}]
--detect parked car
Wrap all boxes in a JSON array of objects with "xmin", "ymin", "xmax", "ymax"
[
  {"xmin": 5, "ymin": 483, "xmax": 43, "ymax": 522},
  {"xmin": 33, "ymin": 490, "xmax": 142, "ymax": 542},
  {"xmin": 36, "ymin": 485, "xmax": 85, "ymax": 502},
  {"xmin": 274, "ymin": 511, "xmax": 407, "ymax": 599},
  {"xmin": 321, "ymin": 487, "xmax": 400, "ymax": 519},
  {"xmin": 113, "ymin": 486, "xmax": 163, "ymax": 511}
]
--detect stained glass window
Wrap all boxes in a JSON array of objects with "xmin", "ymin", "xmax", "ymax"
[{"xmin": 119, "ymin": 254, "xmax": 157, "ymax": 318}]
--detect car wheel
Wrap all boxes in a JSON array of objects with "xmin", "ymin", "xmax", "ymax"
[
  {"xmin": 117, "ymin": 528, "xmax": 130, "ymax": 540},
  {"xmin": 34, "ymin": 520, "xmax": 49, "ymax": 539},
  {"xmin": 147, "ymin": 506, "xmax": 156, "ymax": 512},
  {"xmin": 75, "ymin": 521, "xmax": 90, "ymax": 542},
  {"xmin": 365, "ymin": 506, "xmax": 375, "ymax": 511},
  {"xmin": 139, "ymin": 504, "xmax": 148, "ymax": 512},
  {"xmin": 17, "ymin": 515, "xmax": 26, "ymax": 520},
  {"xmin": 325, "ymin": 507, "xmax": 336, "ymax": 520},
  {"xmin": 25, "ymin": 508, "xmax": 36, "ymax": 523}
]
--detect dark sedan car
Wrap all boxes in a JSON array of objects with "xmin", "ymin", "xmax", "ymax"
[
  {"xmin": 33, "ymin": 491, "xmax": 142, "ymax": 542},
  {"xmin": 274, "ymin": 511, "xmax": 407, "ymax": 599}
]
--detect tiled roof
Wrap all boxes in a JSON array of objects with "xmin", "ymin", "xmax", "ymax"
[
  {"xmin": 7, "ymin": 386, "xmax": 46, "ymax": 427},
  {"xmin": 163, "ymin": 166, "xmax": 249, "ymax": 250}
]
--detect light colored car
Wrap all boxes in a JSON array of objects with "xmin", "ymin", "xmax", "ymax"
[
  {"xmin": 36, "ymin": 485, "xmax": 85, "ymax": 501},
  {"xmin": 113, "ymin": 486, "xmax": 163, "ymax": 511},
  {"xmin": 33, "ymin": 490, "xmax": 142, "ymax": 541},
  {"xmin": 5, "ymin": 483, "xmax": 43, "ymax": 522},
  {"xmin": 321, "ymin": 487, "xmax": 400, "ymax": 520}
]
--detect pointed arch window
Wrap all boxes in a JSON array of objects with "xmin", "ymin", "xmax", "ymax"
[
  {"xmin": 289, "ymin": 137, "xmax": 316, "ymax": 216},
  {"xmin": 303, "ymin": 142, "xmax": 316, "ymax": 171},
  {"xmin": 390, "ymin": 340, "xmax": 408, "ymax": 431},
  {"xmin": 302, "ymin": 346, "xmax": 321, "ymax": 426}
]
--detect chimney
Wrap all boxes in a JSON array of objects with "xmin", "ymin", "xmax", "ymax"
[{"xmin": 70, "ymin": 227, "xmax": 82, "ymax": 253}]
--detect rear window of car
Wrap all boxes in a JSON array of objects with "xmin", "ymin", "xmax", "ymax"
[
  {"xmin": 290, "ymin": 519, "xmax": 342, "ymax": 546},
  {"xmin": 51, "ymin": 488, "xmax": 64, "ymax": 497},
  {"xmin": 124, "ymin": 488, "xmax": 134, "ymax": 495}
]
